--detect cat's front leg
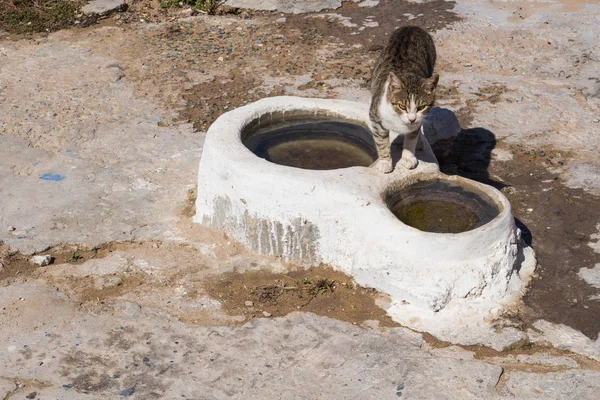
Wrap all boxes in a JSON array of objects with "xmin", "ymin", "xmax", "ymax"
[
  {"xmin": 399, "ymin": 128, "xmax": 420, "ymax": 170},
  {"xmin": 370, "ymin": 121, "xmax": 393, "ymax": 173}
]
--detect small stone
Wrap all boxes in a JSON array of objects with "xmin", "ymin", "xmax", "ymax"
[
  {"xmin": 82, "ymin": 0, "xmax": 128, "ymax": 15},
  {"xmin": 241, "ymin": 11, "xmax": 250, "ymax": 19},
  {"xmin": 7, "ymin": 226, "xmax": 15, "ymax": 232},
  {"xmin": 464, "ymin": 62, "xmax": 473, "ymax": 67},
  {"xmin": 262, "ymin": 311, "xmax": 272, "ymax": 317},
  {"xmin": 244, "ymin": 301, "xmax": 254, "ymax": 307},
  {"xmin": 30, "ymin": 255, "xmax": 53, "ymax": 266},
  {"xmin": 181, "ymin": 8, "xmax": 194, "ymax": 17},
  {"xmin": 94, "ymin": 276, "xmax": 123, "ymax": 290}
]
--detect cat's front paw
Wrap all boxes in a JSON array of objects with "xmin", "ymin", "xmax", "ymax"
[
  {"xmin": 375, "ymin": 158, "xmax": 393, "ymax": 173},
  {"xmin": 399, "ymin": 155, "xmax": 418, "ymax": 170}
]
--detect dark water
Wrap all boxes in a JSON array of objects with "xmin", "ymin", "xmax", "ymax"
[
  {"xmin": 244, "ymin": 121, "xmax": 377, "ymax": 170},
  {"xmin": 387, "ymin": 180, "xmax": 500, "ymax": 233}
]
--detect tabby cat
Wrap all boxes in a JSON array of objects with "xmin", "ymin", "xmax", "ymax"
[{"xmin": 369, "ymin": 26, "xmax": 439, "ymax": 173}]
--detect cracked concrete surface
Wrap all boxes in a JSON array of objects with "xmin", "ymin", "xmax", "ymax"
[{"xmin": 1, "ymin": 0, "xmax": 600, "ymax": 398}]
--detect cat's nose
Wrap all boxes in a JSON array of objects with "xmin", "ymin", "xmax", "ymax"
[{"xmin": 408, "ymin": 115, "xmax": 416, "ymax": 123}]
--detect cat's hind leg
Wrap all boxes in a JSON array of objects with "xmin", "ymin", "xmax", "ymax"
[
  {"xmin": 370, "ymin": 120, "xmax": 393, "ymax": 173},
  {"xmin": 399, "ymin": 127, "xmax": 420, "ymax": 170}
]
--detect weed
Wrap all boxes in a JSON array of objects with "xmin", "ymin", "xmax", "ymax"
[
  {"xmin": 160, "ymin": 0, "xmax": 226, "ymax": 15},
  {"xmin": 194, "ymin": 0, "xmax": 226, "ymax": 15},
  {"xmin": 160, "ymin": 0, "xmax": 181, "ymax": 8},
  {"xmin": 68, "ymin": 250, "xmax": 83, "ymax": 262},
  {"xmin": 0, "ymin": 0, "xmax": 85, "ymax": 34},
  {"xmin": 307, "ymin": 278, "xmax": 335, "ymax": 297}
]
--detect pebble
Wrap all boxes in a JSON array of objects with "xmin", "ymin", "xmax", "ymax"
[
  {"xmin": 244, "ymin": 301, "xmax": 254, "ymax": 307},
  {"xmin": 94, "ymin": 276, "xmax": 123, "ymax": 290},
  {"xmin": 262, "ymin": 311, "xmax": 272, "ymax": 317},
  {"xmin": 30, "ymin": 255, "xmax": 53, "ymax": 266},
  {"xmin": 464, "ymin": 62, "xmax": 473, "ymax": 67},
  {"xmin": 7, "ymin": 225, "xmax": 15, "ymax": 232},
  {"xmin": 241, "ymin": 11, "xmax": 250, "ymax": 19}
]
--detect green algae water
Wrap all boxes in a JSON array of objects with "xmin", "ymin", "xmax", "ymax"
[
  {"xmin": 387, "ymin": 180, "xmax": 500, "ymax": 233},
  {"xmin": 393, "ymin": 199, "xmax": 481, "ymax": 233},
  {"xmin": 244, "ymin": 121, "xmax": 377, "ymax": 170}
]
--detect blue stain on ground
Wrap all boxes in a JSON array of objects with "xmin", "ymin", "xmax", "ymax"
[
  {"xmin": 40, "ymin": 172, "xmax": 66, "ymax": 181},
  {"xmin": 119, "ymin": 387, "xmax": 136, "ymax": 397}
]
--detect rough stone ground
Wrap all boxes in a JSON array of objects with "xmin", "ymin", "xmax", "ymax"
[{"xmin": 1, "ymin": 0, "xmax": 600, "ymax": 398}]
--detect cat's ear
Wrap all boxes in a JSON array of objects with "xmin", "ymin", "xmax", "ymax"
[
  {"xmin": 388, "ymin": 71, "xmax": 404, "ymax": 90},
  {"xmin": 421, "ymin": 73, "xmax": 439, "ymax": 94}
]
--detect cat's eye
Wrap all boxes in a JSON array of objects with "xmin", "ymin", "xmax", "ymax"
[
  {"xmin": 417, "ymin": 105, "xmax": 428, "ymax": 111},
  {"xmin": 395, "ymin": 104, "xmax": 407, "ymax": 111}
]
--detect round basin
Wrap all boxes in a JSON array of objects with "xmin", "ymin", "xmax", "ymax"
[
  {"xmin": 242, "ymin": 112, "xmax": 377, "ymax": 170},
  {"xmin": 385, "ymin": 179, "xmax": 501, "ymax": 233}
]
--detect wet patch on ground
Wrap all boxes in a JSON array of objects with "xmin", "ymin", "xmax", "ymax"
[{"xmin": 203, "ymin": 266, "xmax": 399, "ymax": 327}]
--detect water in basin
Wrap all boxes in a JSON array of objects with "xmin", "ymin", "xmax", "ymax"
[
  {"xmin": 244, "ymin": 121, "xmax": 377, "ymax": 170},
  {"xmin": 387, "ymin": 180, "xmax": 500, "ymax": 233}
]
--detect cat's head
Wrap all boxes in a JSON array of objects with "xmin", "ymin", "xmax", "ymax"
[{"xmin": 387, "ymin": 71, "xmax": 439, "ymax": 126}]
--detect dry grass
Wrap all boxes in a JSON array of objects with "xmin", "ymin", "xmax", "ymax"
[{"xmin": 0, "ymin": 0, "xmax": 85, "ymax": 34}]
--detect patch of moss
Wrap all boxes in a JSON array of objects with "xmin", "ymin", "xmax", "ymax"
[{"xmin": 0, "ymin": 0, "xmax": 85, "ymax": 34}]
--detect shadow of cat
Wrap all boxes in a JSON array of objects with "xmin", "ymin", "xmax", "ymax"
[{"xmin": 391, "ymin": 107, "xmax": 534, "ymax": 248}]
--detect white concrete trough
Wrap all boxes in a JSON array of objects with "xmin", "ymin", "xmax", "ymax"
[{"xmin": 194, "ymin": 96, "xmax": 532, "ymax": 314}]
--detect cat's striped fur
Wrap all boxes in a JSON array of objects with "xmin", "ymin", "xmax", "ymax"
[{"xmin": 369, "ymin": 26, "xmax": 439, "ymax": 173}]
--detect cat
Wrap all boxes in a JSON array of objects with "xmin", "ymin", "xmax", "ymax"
[{"xmin": 369, "ymin": 26, "xmax": 439, "ymax": 173}]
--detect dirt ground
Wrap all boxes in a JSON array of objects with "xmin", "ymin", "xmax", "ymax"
[
  {"xmin": 1, "ymin": 0, "xmax": 600, "ymax": 398},
  {"xmin": 59, "ymin": 0, "xmax": 600, "ymax": 340}
]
